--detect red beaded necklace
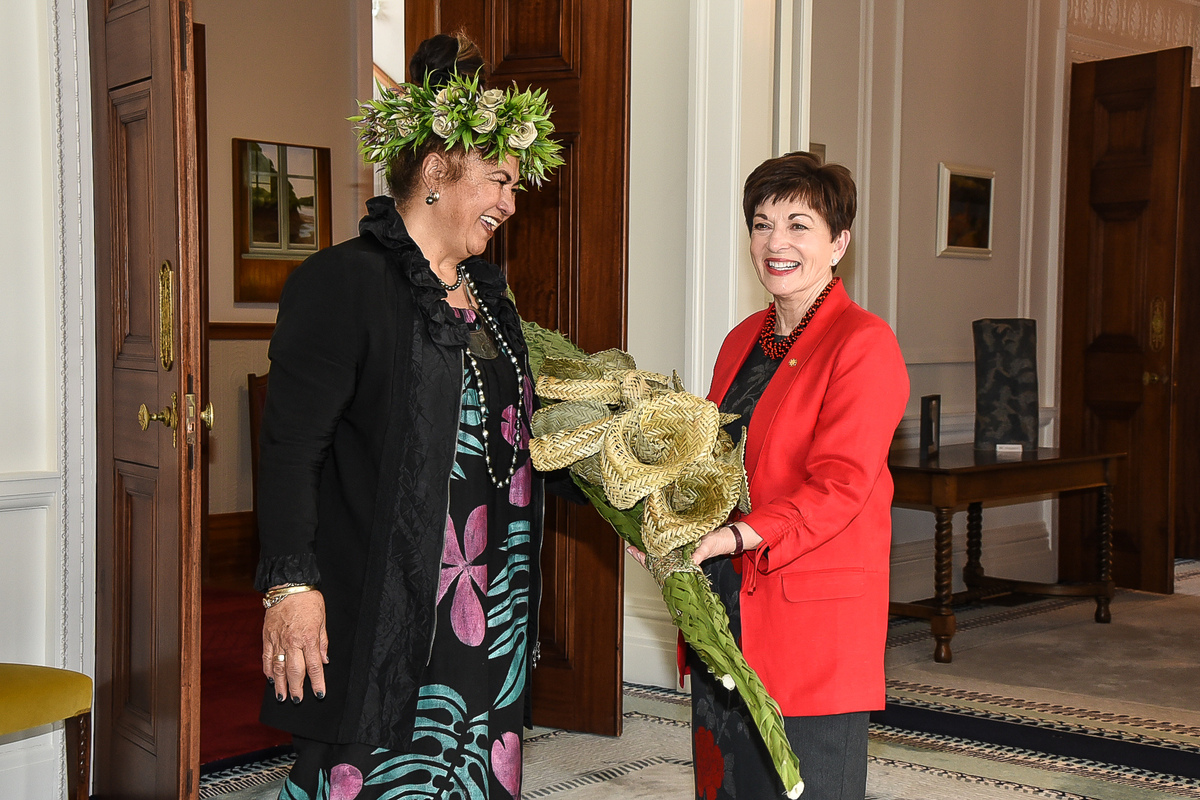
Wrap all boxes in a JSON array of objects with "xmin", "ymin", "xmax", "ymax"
[{"xmin": 758, "ymin": 277, "xmax": 840, "ymax": 360}]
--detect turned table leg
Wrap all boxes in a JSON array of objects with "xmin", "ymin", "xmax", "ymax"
[
  {"xmin": 1095, "ymin": 484, "xmax": 1113, "ymax": 623},
  {"xmin": 933, "ymin": 506, "xmax": 956, "ymax": 662},
  {"xmin": 964, "ymin": 501, "xmax": 984, "ymax": 588}
]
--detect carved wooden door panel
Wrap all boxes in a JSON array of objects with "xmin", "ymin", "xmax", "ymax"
[
  {"xmin": 1060, "ymin": 48, "xmax": 1190, "ymax": 593},
  {"xmin": 90, "ymin": 0, "xmax": 204, "ymax": 795},
  {"xmin": 1175, "ymin": 85, "xmax": 1200, "ymax": 562},
  {"xmin": 405, "ymin": 0, "xmax": 629, "ymax": 735}
]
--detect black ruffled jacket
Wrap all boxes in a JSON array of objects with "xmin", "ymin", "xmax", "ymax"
[{"xmin": 254, "ymin": 196, "xmax": 544, "ymax": 749}]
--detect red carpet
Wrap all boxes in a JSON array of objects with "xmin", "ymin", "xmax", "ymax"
[{"xmin": 201, "ymin": 587, "xmax": 291, "ymax": 764}]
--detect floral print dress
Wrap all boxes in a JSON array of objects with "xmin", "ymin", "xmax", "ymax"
[{"xmin": 279, "ymin": 310, "xmax": 535, "ymax": 800}]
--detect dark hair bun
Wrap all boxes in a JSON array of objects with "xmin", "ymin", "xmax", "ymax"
[{"xmin": 408, "ymin": 32, "xmax": 487, "ymax": 88}]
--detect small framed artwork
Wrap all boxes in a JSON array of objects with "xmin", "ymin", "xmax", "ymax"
[
  {"xmin": 936, "ymin": 162, "xmax": 993, "ymax": 259},
  {"xmin": 233, "ymin": 138, "xmax": 332, "ymax": 303}
]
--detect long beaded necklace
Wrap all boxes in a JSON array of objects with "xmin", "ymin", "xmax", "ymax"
[
  {"xmin": 435, "ymin": 263, "xmax": 466, "ymax": 292},
  {"xmin": 758, "ymin": 277, "xmax": 840, "ymax": 360},
  {"xmin": 462, "ymin": 274, "xmax": 526, "ymax": 488}
]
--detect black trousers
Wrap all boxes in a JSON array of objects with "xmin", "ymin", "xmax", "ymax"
[
  {"xmin": 783, "ymin": 711, "xmax": 870, "ymax": 800},
  {"xmin": 690, "ymin": 652, "xmax": 869, "ymax": 800}
]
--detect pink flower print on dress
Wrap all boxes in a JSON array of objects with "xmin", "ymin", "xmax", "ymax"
[
  {"xmin": 491, "ymin": 731, "xmax": 522, "ymax": 797},
  {"xmin": 436, "ymin": 505, "xmax": 488, "ymax": 646},
  {"xmin": 509, "ymin": 459, "xmax": 530, "ymax": 507},
  {"xmin": 500, "ymin": 376, "xmax": 534, "ymax": 449},
  {"xmin": 501, "ymin": 404, "xmax": 520, "ymax": 447},
  {"xmin": 330, "ymin": 764, "xmax": 364, "ymax": 800}
]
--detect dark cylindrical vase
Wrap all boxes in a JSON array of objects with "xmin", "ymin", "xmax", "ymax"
[{"xmin": 973, "ymin": 318, "xmax": 1038, "ymax": 450}]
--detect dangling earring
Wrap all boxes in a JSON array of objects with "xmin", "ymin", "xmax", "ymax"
[{"xmin": 425, "ymin": 188, "xmax": 440, "ymax": 205}]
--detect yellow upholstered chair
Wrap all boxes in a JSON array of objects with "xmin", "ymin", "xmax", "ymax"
[{"xmin": 0, "ymin": 663, "xmax": 92, "ymax": 800}]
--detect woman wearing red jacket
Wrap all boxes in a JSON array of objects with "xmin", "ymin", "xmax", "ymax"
[{"xmin": 685, "ymin": 152, "xmax": 909, "ymax": 800}]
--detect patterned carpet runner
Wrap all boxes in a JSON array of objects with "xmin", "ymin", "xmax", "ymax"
[{"xmin": 200, "ymin": 564, "xmax": 1200, "ymax": 797}]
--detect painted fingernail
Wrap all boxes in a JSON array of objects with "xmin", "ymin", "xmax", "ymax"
[
  {"xmin": 315, "ymin": 691, "xmax": 325, "ymax": 700},
  {"xmin": 267, "ymin": 677, "xmax": 275, "ymax": 685},
  {"xmin": 276, "ymin": 693, "xmax": 285, "ymax": 702},
  {"xmin": 291, "ymin": 695, "xmax": 301, "ymax": 705}
]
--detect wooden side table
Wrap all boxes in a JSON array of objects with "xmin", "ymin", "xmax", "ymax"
[{"xmin": 888, "ymin": 444, "xmax": 1123, "ymax": 663}]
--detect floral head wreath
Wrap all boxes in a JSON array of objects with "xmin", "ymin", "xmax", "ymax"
[{"xmin": 352, "ymin": 70, "xmax": 565, "ymax": 188}]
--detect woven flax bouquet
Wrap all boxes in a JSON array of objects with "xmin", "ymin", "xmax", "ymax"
[{"xmin": 523, "ymin": 321, "xmax": 804, "ymax": 798}]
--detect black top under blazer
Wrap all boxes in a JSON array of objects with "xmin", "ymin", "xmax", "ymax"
[{"xmin": 254, "ymin": 196, "xmax": 545, "ymax": 750}]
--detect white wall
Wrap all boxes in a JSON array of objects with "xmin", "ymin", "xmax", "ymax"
[
  {"xmin": 0, "ymin": 0, "xmax": 54, "ymax": 476},
  {"xmin": 195, "ymin": 0, "xmax": 370, "ymax": 324},
  {"xmin": 372, "ymin": 0, "xmax": 407, "ymax": 85},
  {"xmin": 196, "ymin": 0, "xmax": 372, "ymax": 514},
  {"xmin": 0, "ymin": 0, "xmax": 95, "ymax": 794},
  {"xmin": 625, "ymin": 0, "xmax": 785, "ymax": 688},
  {"xmin": 809, "ymin": 0, "xmax": 1069, "ymax": 601},
  {"xmin": 625, "ymin": 0, "xmax": 1200, "ymax": 690},
  {"xmin": 622, "ymin": 0, "xmax": 1070, "ymax": 687},
  {"xmin": 207, "ymin": 340, "xmax": 270, "ymax": 514},
  {"xmin": 625, "ymin": 0, "xmax": 695, "ymax": 688}
]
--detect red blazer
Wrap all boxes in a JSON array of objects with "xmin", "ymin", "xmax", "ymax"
[{"xmin": 682, "ymin": 282, "xmax": 909, "ymax": 716}]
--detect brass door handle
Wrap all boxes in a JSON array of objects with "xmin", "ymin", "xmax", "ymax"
[
  {"xmin": 138, "ymin": 392, "xmax": 179, "ymax": 447},
  {"xmin": 1143, "ymin": 371, "xmax": 1163, "ymax": 386},
  {"xmin": 200, "ymin": 401, "xmax": 214, "ymax": 430}
]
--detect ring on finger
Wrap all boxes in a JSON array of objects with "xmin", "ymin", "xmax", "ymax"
[{"xmin": 275, "ymin": 653, "xmax": 287, "ymax": 662}]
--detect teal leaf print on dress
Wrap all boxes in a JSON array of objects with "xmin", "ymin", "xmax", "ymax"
[
  {"xmin": 487, "ymin": 520, "xmax": 531, "ymax": 709},
  {"xmin": 280, "ymin": 769, "xmax": 329, "ymax": 800},
  {"xmin": 278, "ymin": 777, "xmax": 310, "ymax": 800},
  {"xmin": 460, "ymin": 368, "xmax": 482, "ymax": 427},
  {"xmin": 365, "ymin": 684, "xmax": 489, "ymax": 800},
  {"xmin": 453, "ymin": 367, "xmax": 485, "ymax": 480}
]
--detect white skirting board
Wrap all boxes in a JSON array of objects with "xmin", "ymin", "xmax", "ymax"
[{"xmin": 0, "ymin": 726, "xmax": 60, "ymax": 799}]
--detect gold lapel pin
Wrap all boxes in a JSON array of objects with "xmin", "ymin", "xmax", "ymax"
[{"xmin": 788, "ymin": 358, "xmax": 797, "ymax": 367}]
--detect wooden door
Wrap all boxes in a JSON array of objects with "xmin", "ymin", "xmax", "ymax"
[
  {"xmin": 406, "ymin": 1, "xmax": 630, "ymax": 735},
  {"xmin": 1059, "ymin": 48, "xmax": 1191, "ymax": 593},
  {"xmin": 1176, "ymin": 86, "xmax": 1200, "ymax": 561},
  {"xmin": 90, "ymin": 0, "xmax": 204, "ymax": 795}
]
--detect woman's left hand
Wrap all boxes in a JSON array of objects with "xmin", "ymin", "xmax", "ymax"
[{"xmin": 691, "ymin": 523, "xmax": 763, "ymax": 566}]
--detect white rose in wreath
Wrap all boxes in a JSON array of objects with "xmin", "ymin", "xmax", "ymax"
[
  {"xmin": 472, "ymin": 109, "xmax": 498, "ymax": 134},
  {"xmin": 509, "ymin": 121, "xmax": 538, "ymax": 150},
  {"xmin": 432, "ymin": 114, "xmax": 455, "ymax": 138},
  {"xmin": 479, "ymin": 88, "xmax": 505, "ymax": 110}
]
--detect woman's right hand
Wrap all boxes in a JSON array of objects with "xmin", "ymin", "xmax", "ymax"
[{"xmin": 262, "ymin": 589, "xmax": 329, "ymax": 703}]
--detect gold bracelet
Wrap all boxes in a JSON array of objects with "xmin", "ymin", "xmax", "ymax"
[{"xmin": 262, "ymin": 584, "xmax": 315, "ymax": 610}]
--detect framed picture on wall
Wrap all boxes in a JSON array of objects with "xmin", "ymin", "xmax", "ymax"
[
  {"xmin": 233, "ymin": 138, "xmax": 332, "ymax": 302},
  {"xmin": 936, "ymin": 162, "xmax": 993, "ymax": 259}
]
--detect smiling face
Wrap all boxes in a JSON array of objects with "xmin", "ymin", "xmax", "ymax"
[
  {"xmin": 749, "ymin": 196, "xmax": 850, "ymax": 307},
  {"xmin": 434, "ymin": 150, "xmax": 521, "ymax": 259}
]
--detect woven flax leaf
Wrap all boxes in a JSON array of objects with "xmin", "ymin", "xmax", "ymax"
[
  {"xmin": 540, "ymin": 356, "xmax": 606, "ymax": 381},
  {"xmin": 590, "ymin": 348, "xmax": 637, "ymax": 373},
  {"xmin": 530, "ymin": 400, "xmax": 612, "ymax": 438},
  {"xmin": 641, "ymin": 457, "xmax": 742, "ymax": 557},
  {"xmin": 601, "ymin": 395, "xmax": 720, "ymax": 509},
  {"xmin": 536, "ymin": 374, "xmax": 622, "ymax": 405},
  {"xmin": 523, "ymin": 324, "xmax": 803, "ymax": 797},
  {"xmin": 529, "ymin": 417, "xmax": 612, "ymax": 472}
]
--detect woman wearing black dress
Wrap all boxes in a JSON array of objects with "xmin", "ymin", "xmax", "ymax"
[{"xmin": 254, "ymin": 32, "xmax": 562, "ymax": 799}]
